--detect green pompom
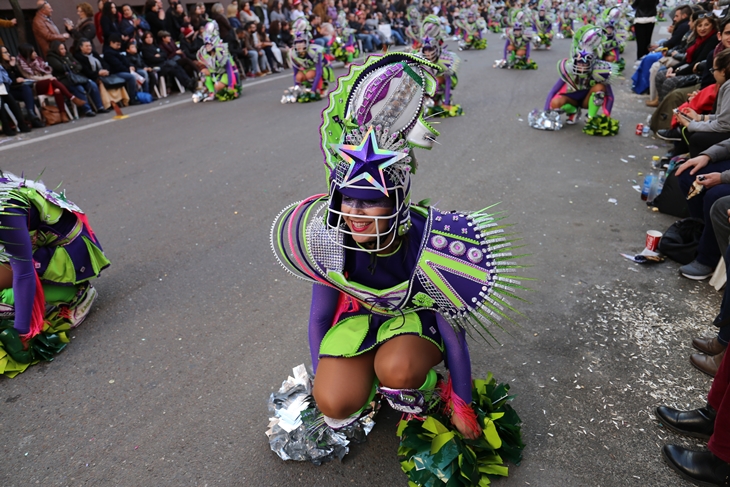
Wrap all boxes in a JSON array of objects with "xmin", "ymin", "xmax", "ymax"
[{"xmin": 583, "ymin": 115, "xmax": 620, "ymax": 136}]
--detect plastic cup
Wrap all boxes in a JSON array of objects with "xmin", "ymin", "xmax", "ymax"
[{"xmin": 645, "ymin": 230, "xmax": 662, "ymax": 252}]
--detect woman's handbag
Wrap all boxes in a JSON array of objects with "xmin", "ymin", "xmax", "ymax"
[
  {"xmin": 66, "ymin": 68, "xmax": 89, "ymax": 86},
  {"xmin": 40, "ymin": 102, "xmax": 70, "ymax": 125},
  {"xmin": 100, "ymin": 74, "xmax": 127, "ymax": 88}
]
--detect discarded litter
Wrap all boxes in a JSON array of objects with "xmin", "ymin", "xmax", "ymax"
[
  {"xmin": 608, "ymin": 198, "xmax": 618, "ymax": 205},
  {"xmin": 628, "ymin": 155, "xmax": 636, "ymax": 159},
  {"xmin": 645, "ymin": 145, "xmax": 659, "ymax": 149},
  {"xmin": 621, "ymin": 158, "xmax": 628, "ymax": 163}
]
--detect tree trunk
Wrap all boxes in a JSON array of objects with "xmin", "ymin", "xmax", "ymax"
[{"xmin": 8, "ymin": 0, "xmax": 27, "ymax": 44}]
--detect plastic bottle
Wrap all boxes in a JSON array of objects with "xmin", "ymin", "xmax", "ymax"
[
  {"xmin": 641, "ymin": 172, "xmax": 655, "ymax": 201},
  {"xmin": 642, "ymin": 115, "xmax": 651, "ymax": 137},
  {"xmin": 651, "ymin": 155, "xmax": 661, "ymax": 169},
  {"xmin": 647, "ymin": 172, "xmax": 660, "ymax": 204},
  {"xmin": 656, "ymin": 170, "xmax": 666, "ymax": 197}
]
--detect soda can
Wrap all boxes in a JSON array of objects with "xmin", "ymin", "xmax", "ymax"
[{"xmin": 635, "ymin": 123, "xmax": 644, "ymax": 135}]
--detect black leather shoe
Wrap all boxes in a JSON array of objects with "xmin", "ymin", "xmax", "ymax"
[
  {"xmin": 663, "ymin": 445, "xmax": 730, "ymax": 486},
  {"xmin": 30, "ymin": 117, "xmax": 45, "ymax": 128},
  {"xmin": 657, "ymin": 128, "xmax": 682, "ymax": 141},
  {"xmin": 656, "ymin": 405, "xmax": 715, "ymax": 439}
]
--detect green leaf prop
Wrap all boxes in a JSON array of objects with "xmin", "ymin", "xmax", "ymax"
[{"xmin": 398, "ymin": 374, "xmax": 525, "ymax": 486}]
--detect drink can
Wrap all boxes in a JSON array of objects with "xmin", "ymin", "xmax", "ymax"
[{"xmin": 635, "ymin": 123, "xmax": 643, "ymax": 136}]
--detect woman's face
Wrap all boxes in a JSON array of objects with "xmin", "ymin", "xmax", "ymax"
[
  {"xmin": 714, "ymin": 62, "xmax": 726, "ymax": 84},
  {"xmin": 31, "ymin": 49, "xmax": 38, "ymax": 60},
  {"xmin": 110, "ymin": 3, "xmax": 117, "ymax": 14},
  {"xmin": 58, "ymin": 44, "xmax": 67, "ymax": 56},
  {"xmin": 175, "ymin": 3, "xmax": 183, "ymax": 14},
  {"xmin": 144, "ymin": 33, "xmax": 154, "ymax": 44},
  {"xmin": 77, "ymin": 7, "xmax": 85, "ymax": 18},
  {"xmin": 196, "ymin": 4, "xmax": 204, "ymax": 14},
  {"xmin": 340, "ymin": 196, "xmax": 395, "ymax": 246},
  {"xmin": 243, "ymin": 1, "xmax": 250, "ymax": 9},
  {"xmin": 0, "ymin": 47, "xmax": 9, "ymax": 61},
  {"xmin": 123, "ymin": 5, "xmax": 132, "ymax": 17},
  {"xmin": 696, "ymin": 19, "xmax": 713, "ymax": 38}
]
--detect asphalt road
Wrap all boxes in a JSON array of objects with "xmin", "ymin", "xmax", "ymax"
[{"xmin": 0, "ymin": 31, "xmax": 720, "ymax": 487}]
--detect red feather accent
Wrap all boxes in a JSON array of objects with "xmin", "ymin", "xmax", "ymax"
[
  {"xmin": 20, "ymin": 271, "xmax": 46, "ymax": 341},
  {"xmin": 74, "ymin": 211, "xmax": 97, "ymax": 243},
  {"xmin": 438, "ymin": 376, "xmax": 480, "ymax": 435},
  {"xmin": 331, "ymin": 292, "xmax": 360, "ymax": 327}
]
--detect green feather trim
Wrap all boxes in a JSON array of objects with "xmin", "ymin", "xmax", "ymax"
[{"xmin": 398, "ymin": 374, "xmax": 525, "ymax": 486}]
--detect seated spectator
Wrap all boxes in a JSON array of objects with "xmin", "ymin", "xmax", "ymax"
[
  {"xmin": 189, "ymin": 2, "xmax": 209, "ymax": 30},
  {"xmin": 241, "ymin": 21, "xmax": 269, "ymax": 76},
  {"xmin": 65, "ymin": 2, "xmax": 97, "ymax": 53},
  {"xmin": 270, "ymin": 0, "xmax": 287, "ymax": 24},
  {"xmin": 654, "ymin": 12, "xmax": 718, "ymax": 104},
  {"xmin": 158, "ymin": 30, "xmax": 200, "ymax": 79},
  {"xmin": 255, "ymin": 22, "xmax": 281, "ymax": 72},
  {"xmin": 17, "ymin": 43, "xmax": 86, "ymax": 115},
  {"xmin": 673, "ymin": 50, "xmax": 730, "ymax": 280},
  {"xmin": 126, "ymin": 41, "xmax": 155, "ymax": 95},
  {"xmin": 350, "ymin": 11, "xmax": 381, "ymax": 52},
  {"xmin": 73, "ymin": 37, "xmax": 126, "ymax": 108},
  {"xmin": 0, "ymin": 46, "xmax": 46, "ymax": 127},
  {"xmin": 290, "ymin": 0, "xmax": 305, "ymax": 22},
  {"xmin": 102, "ymin": 33, "xmax": 140, "ymax": 104},
  {"xmin": 144, "ymin": 0, "xmax": 166, "ymax": 38},
  {"xmin": 166, "ymin": 0, "xmax": 185, "ymax": 35},
  {"xmin": 365, "ymin": 11, "xmax": 389, "ymax": 46},
  {"xmin": 0, "ymin": 64, "xmax": 31, "ymax": 135},
  {"xmin": 46, "ymin": 40, "xmax": 101, "ymax": 116},
  {"xmin": 179, "ymin": 24, "xmax": 204, "ymax": 63},
  {"xmin": 269, "ymin": 20, "xmax": 290, "ymax": 68},
  {"xmin": 139, "ymin": 30, "xmax": 197, "ymax": 91}
]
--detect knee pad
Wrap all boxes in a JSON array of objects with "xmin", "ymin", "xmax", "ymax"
[{"xmin": 377, "ymin": 369, "xmax": 438, "ymax": 414}]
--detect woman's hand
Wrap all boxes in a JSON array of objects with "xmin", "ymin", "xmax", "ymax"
[
  {"xmin": 687, "ymin": 90, "xmax": 699, "ymax": 101},
  {"xmin": 452, "ymin": 413, "xmax": 482, "ymax": 440},
  {"xmin": 677, "ymin": 154, "xmax": 711, "ymax": 176},
  {"xmin": 677, "ymin": 112, "xmax": 691, "ymax": 127},
  {"xmin": 698, "ymin": 172, "xmax": 722, "ymax": 189},
  {"xmin": 666, "ymin": 67, "xmax": 676, "ymax": 79},
  {"xmin": 682, "ymin": 107, "xmax": 700, "ymax": 120},
  {"xmin": 15, "ymin": 77, "xmax": 24, "ymax": 83}
]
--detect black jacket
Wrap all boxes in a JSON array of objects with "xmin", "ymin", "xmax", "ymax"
[
  {"xmin": 664, "ymin": 18, "xmax": 690, "ymax": 50},
  {"xmin": 73, "ymin": 50, "xmax": 110, "ymax": 82},
  {"xmin": 632, "ymin": 0, "xmax": 658, "ymax": 18},
  {"xmin": 676, "ymin": 35, "xmax": 720, "ymax": 76},
  {"xmin": 46, "ymin": 51, "xmax": 85, "ymax": 87},
  {"xmin": 139, "ymin": 43, "xmax": 167, "ymax": 67},
  {"xmin": 102, "ymin": 45, "xmax": 131, "ymax": 73}
]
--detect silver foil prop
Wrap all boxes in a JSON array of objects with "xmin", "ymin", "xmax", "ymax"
[
  {"xmin": 528, "ymin": 109, "xmax": 563, "ymax": 131},
  {"xmin": 266, "ymin": 364, "xmax": 379, "ymax": 465},
  {"xmin": 281, "ymin": 85, "xmax": 311, "ymax": 104}
]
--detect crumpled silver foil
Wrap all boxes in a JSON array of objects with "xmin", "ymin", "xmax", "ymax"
[
  {"xmin": 492, "ymin": 59, "xmax": 507, "ymax": 69},
  {"xmin": 281, "ymin": 86, "xmax": 307, "ymax": 104},
  {"xmin": 266, "ymin": 364, "xmax": 379, "ymax": 465},
  {"xmin": 528, "ymin": 109, "xmax": 563, "ymax": 131}
]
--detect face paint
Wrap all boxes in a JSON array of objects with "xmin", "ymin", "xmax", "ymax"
[{"xmin": 342, "ymin": 195, "xmax": 394, "ymax": 209}]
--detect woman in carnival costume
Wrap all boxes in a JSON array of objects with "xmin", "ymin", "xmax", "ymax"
[
  {"xmin": 531, "ymin": 1, "xmax": 554, "ymax": 50},
  {"xmin": 487, "ymin": 3, "xmax": 504, "ymax": 34},
  {"xmin": 495, "ymin": 11, "xmax": 536, "ymax": 70},
  {"xmin": 0, "ymin": 172, "xmax": 110, "ymax": 377},
  {"xmin": 268, "ymin": 52, "xmax": 526, "ymax": 485},
  {"xmin": 531, "ymin": 25, "xmax": 619, "ymax": 136},
  {"xmin": 193, "ymin": 21, "xmax": 240, "ymax": 102},
  {"xmin": 418, "ymin": 15, "xmax": 462, "ymax": 117},
  {"xmin": 557, "ymin": 4, "xmax": 575, "ymax": 39},
  {"xmin": 599, "ymin": 6, "xmax": 627, "ymax": 74},
  {"xmin": 282, "ymin": 18, "xmax": 334, "ymax": 103},
  {"xmin": 328, "ymin": 12, "xmax": 360, "ymax": 68},
  {"xmin": 454, "ymin": 7, "xmax": 487, "ymax": 51},
  {"xmin": 405, "ymin": 4, "xmax": 422, "ymax": 49}
]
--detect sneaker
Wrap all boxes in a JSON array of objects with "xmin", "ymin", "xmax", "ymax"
[
  {"xmin": 566, "ymin": 108, "xmax": 581, "ymax": 125},
  {"xmin": 657, "ymin": 128, "xmax": 681, "ymax": 141},
  {"xmin": 57, "ymin": 285, "xmax": 98, "ymax": 328},
  {"xmin": 679, "ymin": 260, "xmax": 716, "ymax": 280}
]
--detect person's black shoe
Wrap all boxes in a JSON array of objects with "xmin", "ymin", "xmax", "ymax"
[
  {"xmin": 84, "ymin": 110, "xmax": 96, "ymax": 118},
  {"xmin": 657, "ymin": 127, "xmax": 682, "ymax": 141},
  {"xmin": 662, "ymin": 445, "xmax": 730, "ymax": 486},
  {"xmin": 96, "ymin": 107, "xmax": 110, "ymax": 114},
  {"xmin": 129, "ymin": 99, "xmax": 141, "ymax": 106},
  {"xmin": 30, "ymin": 117, "xmax": 45, "ymax": 128},
  {"xmin": 656, "ymin": 404, "xmax": 715, "ymax": 440},
  {"xmin": 18, "ymin": 122, "xmax": 31, "ymax": 133}
]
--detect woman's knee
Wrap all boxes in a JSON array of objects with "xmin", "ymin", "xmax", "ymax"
[
  {"xmin": 313, "ymin": 384, "xmax": 367, "ymax": 419},
  {"xmin": 375, "ymin": 355, "xmax": 429, "ymax": 389}
]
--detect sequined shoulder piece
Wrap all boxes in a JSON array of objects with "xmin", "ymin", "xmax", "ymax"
[{"xmin": 409, "ymin": 206, "xmax": 528, "ymax": 343}]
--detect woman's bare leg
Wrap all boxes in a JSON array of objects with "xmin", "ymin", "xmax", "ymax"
[
  {"xmin": 374, "ymin": 335, "xmax": 442, "ymax": 389},
  {"xmin": 313, "ymin": 350, "xmax": 376, "ymax": 419}
]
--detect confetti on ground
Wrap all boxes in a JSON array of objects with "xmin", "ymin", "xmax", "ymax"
[
  {"xmin": 621, "ymin": 158, "xmax": 629, "ymax": 163},
  {"xmin": 645, "ymin": 145, "xmax": 659, "ymax": 149},
  {"xmin": 608, "ymin": 198, "xmax": 618, "ymax": 205}
]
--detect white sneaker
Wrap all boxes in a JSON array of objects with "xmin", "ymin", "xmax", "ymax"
[{"xmin": 58, "ymin": 285, "xmax": 98, "ymax": 329}]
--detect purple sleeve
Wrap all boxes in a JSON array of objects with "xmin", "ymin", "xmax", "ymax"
[
  {"xmin": 435, "ymin": 313, "xmax": 472, "ymax": 404},
  {"xmin": 0, "ymin": 209, "xmax": 35, "ymax": 334},
  {"xmin": 544, "ymin": 78, "xmax": 565, "ymax": 110},
  {"xmin": 292, "ymin": 63, "xmax": 299, "ymax": 85},
  {"xmin": 525, "ymin": 39, "xmax": 531, "ymax": 58},
  {"xmin": 225, "ymin": 59, "xmax": 234, "ymax": 87},
  {"xmin": 444, "ymin": 75, "xmax": 452, "ymax": 105},
  {"xmin": 308, "ymin": 283, "xmax": 340, "ymax": 373},
  {"xmin": 503, "ymin": 38, "xmax": 509, "ymax": 59},
  {"xmin": 312, "ymin": 53, "xmax": 323, "ymax": 92}
]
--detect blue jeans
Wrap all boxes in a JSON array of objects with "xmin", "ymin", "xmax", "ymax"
[
  {"xmin": 68, "ymin": 81, "xmax": 103, "ymax": 113},
  {"xmin": 9, "ymin": 84, "xmax": 38, "ymax": 118},
  {"xmin": 391, "ymin": 29, "xmax": 405, "ymax": 45},
  {"xmin": 357, "ymin": 33, "xmax": 380, "ymax": 52},
  {"xmin": 313, "ymin": 38, "xmax": 327, "ymax": 47},
  {"xmin": 678, "ymin": 159, "xmax": 730, "ymax": 267},
  {"xmin": 114, "ymin": 71, "xmax": 138, "ymax": 100}
]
